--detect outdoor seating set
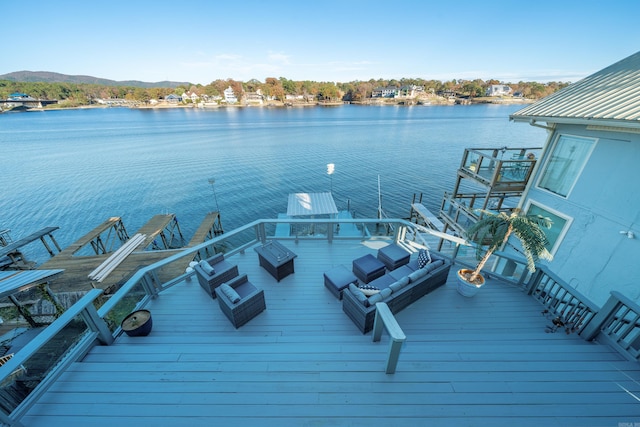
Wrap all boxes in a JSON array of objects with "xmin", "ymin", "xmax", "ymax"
[
  {"xmin": 325, "ymin": 243, "xmax": 452, "ymax": 333},
  {"xmin": 193, "ymin": 241, "xmax": 297, "ymax": 328},
  {"xmin": 194, "ymin": 253, "xmax": 266, "ymax": 328}
]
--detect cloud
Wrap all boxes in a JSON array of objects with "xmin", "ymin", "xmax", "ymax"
[{"xmin": 267, "ymin": 51, "xmax": 291, "ymax": 65}]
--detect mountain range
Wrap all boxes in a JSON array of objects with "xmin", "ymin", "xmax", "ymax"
[{"xmin": 0, "ymin": 71, "xmax": 191, "ymax": 88}]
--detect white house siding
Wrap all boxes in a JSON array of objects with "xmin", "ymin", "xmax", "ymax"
[{"xmin": 515, "ymin": 123, "xmax": 640, "ymax": 306}]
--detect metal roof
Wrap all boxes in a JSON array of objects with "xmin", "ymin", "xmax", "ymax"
[
  {"xmin": 286, "ymin": 192, "xmax": 338, "ymax": 217},
  {"xmin": 0, "ymin": 270, "xmax": 64, "ymax": 299},
  {"xmin": 510, "ymin": 51, "xmax": 640, "ymax": 127}
]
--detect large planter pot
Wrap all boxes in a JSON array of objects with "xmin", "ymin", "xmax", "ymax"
[
  {"xmin": 456, "ymin": 269, "xmax": 485, "ymax": 297},
  {"xmin": 121, "ymin": 309, "xmax": 153, "ymax": 337}
]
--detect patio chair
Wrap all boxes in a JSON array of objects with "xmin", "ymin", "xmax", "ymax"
[
  {"xmin": 215, "ymin": 274, "xmax": 266, "ymax": 328},
  {"xmin": 193, "ymin": 253, "xmax": 240, "ymax": 299}
]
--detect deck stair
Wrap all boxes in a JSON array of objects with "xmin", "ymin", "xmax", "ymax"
[{"xmin": 409, "ymin": 200, "xmax": 444, "ymax": 231}]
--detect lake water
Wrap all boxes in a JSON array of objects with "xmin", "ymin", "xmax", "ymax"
[{"xmin": 1, "ymin": 104, "xmax": 545, "ymax": 264}]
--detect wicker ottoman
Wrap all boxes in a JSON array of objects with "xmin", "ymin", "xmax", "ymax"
[
  {"xmin": 324, "ymin": 265, "xmax": 358, "ymax": 299},
  {"xmin": 352, "ymin": 254, "xmax": 386, "ymax": 284},
  {"xmin": 377, "ymin": 244, "xmax": 411, "ymax": 270}
]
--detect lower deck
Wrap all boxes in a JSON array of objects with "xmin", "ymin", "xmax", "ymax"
[{"xmin": 24, "ymin": 240, "xmax": 640, "ymax": 426}]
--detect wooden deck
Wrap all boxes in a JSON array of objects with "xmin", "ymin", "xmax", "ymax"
[{"xmin": 23, "ymin": 240, "xmax": 640, "ymax": 426}]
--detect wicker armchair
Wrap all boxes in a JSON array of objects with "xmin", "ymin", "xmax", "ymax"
[
  {"xmin": 193, "ymin": 253, "xmax": 239, "ymax": 299},
  {"xmin": 215, "ymin": 274, "xmax": 266, "ymax": 328}
]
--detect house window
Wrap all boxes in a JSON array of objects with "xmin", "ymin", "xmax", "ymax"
[
  {"xmin": 524, "ymin": 201, "xmax": 571, "ymax": 254},
  {"xmin": 537, "ymin": 134, "xmax": 596, "ymax": 197}
]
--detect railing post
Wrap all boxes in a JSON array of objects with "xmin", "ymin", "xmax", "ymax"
[
  {"xmin": 580, "ymin": 292, "xmax": 621, "ymax": 341},
  {"xmin": 141, "ymin": 273, "xmax": 158, "ymax": 298},
  {"xmin": 256, "ymin": 223, "xmax": 267, "ymax": 243},
  {"xmin": 373, "ymin": 303, "xmax": 406, "ymax": 374},
  {"xmin": 80, "ymin": 300, "xmax": 115, "ymax": 345},
  {"xmin": 525, "ymin": 268, "xmax": 545, "ymax": 295}
]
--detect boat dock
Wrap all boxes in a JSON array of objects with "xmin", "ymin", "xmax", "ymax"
[
  {"xmin": 0, "ymin": 227, "xmax": 62, "ymax": 269},
  {"xmin": 38, "ymin": 213, "xmax": 222, "ymax": 294}
]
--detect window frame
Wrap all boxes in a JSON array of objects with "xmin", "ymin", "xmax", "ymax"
[
  {"xmin": 523, "ymin": 200, "xmax": 573, "ymax": 256},
  {"xmin": 535, "ymin": 133, "xmax": 597, "ymax": 198}
]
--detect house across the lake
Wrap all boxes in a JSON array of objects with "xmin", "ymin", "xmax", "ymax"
[{"xmin": 485, "ymin": 84, "xmax": 513, "ymax": 96}]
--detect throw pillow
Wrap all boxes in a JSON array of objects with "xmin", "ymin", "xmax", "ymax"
[
  {"xmin": 424, "ymin": 259, "xmax": 445, "ymax": 273},
  {"xmin": 391, "ymin": 276, "xmax": 410, "ymax": 292},
  {"xmin": 418, "ymin": 249, "xmax": 431, "ymax": 269},
  {"xmin": 368, "ymin": 292, "xmax": 383, "ymax": 304},
  {"xmin": 357, "ymin": 284, "xmax": 380, "ymax": 296},
  {"xmin": 218, "ymin": 283, "xmax": 241, "ymax": 303},
  {"xmin": 368, "ymin": 287, "xmax": 393, "ymax": 305},
  {"xmin": 199, "ymin": 260, "xmax": 215, "ymax": 276},
  {"xmin": 408, "ymin": 268, "xmax": 427, "ymax": 283},
  {"xmin": 349, "ymin": 283, "xmax": 369, "ymax": 307}
]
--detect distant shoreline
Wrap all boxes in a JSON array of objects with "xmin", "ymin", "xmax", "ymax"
[{"xmin": 13, "ymin": 96, "xmax": 533, "ymax": 113}]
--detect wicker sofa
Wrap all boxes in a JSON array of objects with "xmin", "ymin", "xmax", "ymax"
[
  {"xmin": 193, "ymin": 253, "xmax": 240, "ymax": 299},
  {"xmin": 342, "ymin": 253, "xmax": 451, "ymax": 333}
]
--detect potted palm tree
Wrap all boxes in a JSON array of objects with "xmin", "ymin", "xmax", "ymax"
[{"xmin": 457, "ymin": 209, "xmax": 553, "ymax": 297}]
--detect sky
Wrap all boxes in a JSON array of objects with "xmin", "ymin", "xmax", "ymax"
[{"xmin": 3, "ymin": 0, "xmax": 639, "ymax": 85}]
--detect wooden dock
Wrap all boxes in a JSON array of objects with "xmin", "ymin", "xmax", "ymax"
[
  {"xmin": 38, "ymin": 213, "xmax": 221, "ymax": 295},
  {"xmin": 0, "ymin": 227, "xmax": 61, "ymax": 269},
  {"xmin": 187, "ymin": 211, "xmax": 223, "ymax": 246},
  {"xmin": 56, "ymin": 217, "xmax": 124, "ymax": 257}
]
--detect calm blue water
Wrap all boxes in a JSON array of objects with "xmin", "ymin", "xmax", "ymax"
[{"xmin": 1, "ymin": 104, "xmax": 544, "ymax": 263}]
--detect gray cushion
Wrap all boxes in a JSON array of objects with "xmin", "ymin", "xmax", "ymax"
[
  {"xmin": 389, "ymin": 276, "xmax": 409, "ymax": 292},
  {"xmin": 424, "ymin": 259, "xmax": 445, "ymax": 273},
  {"xmin": 218, "ymin": 283, "xmax": 241, "ymax": 303},
  {"xmin": 380, "ymin": 288, "xmax": 392, "ymax": 299},
  {"xmin": 349, "ymin": 283, "xmax": 369, "ymax": 307},
  {"xmin": 199, "ymin": 260, "xmax": 215, "ymax": 276},
  {"xmin": 408, "ymin": 267, "xmax": 428, "ymax": 283},
  {"xmin": 368, "ymin": 292, "xmax": 383, "ymax": 304},
  {"xmin": 389, "ymin": 281, "xmax": 403, "ymax": 292},
  {"xmin": 368, "ymin": 287, "xmax": 392, "ymax": 305}
]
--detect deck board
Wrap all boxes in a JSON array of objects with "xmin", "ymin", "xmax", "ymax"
[{"xmin": 23, "ymin": 240, "xmax": 640, "ymax": 426}]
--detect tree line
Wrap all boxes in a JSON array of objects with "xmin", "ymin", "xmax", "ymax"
[{"xmin": 0, "ymin": 77, "xmax": 569, "ymax": 105}]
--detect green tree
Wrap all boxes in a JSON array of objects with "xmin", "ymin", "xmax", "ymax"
[
  {"xmin": 265, "ymin": 78, "xmax": 285, "ymax": 101},
  {"xmin": 318, "ymin": 82, "xmax": 339, "ymax": 101},
  {"xmin": 280, "ymin": 77, "xmax": 297, "ymax": 95}
]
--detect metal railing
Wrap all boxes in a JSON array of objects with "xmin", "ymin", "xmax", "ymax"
[{"xmin": 461, "ymin": 147, "xmax": 541, "ymax": 191}]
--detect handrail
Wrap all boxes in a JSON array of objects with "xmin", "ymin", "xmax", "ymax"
[
  {"xmin": 580, "ymin": 291, "xmax": 640, "ymax": 362},
  {"xmin": 483, "ymin": 250, "xmax": 599, "ymax": 336},
  {"xmin": 526, "ymin": 265, "xmax": 598, "ymax": 335},
  {"xmin": 372, "ymin": 302, "xmax": 406, "ymax": 374},
  {"xmin": 0, "ymin": 288, "xmax": 108, "ymax": 426}
]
